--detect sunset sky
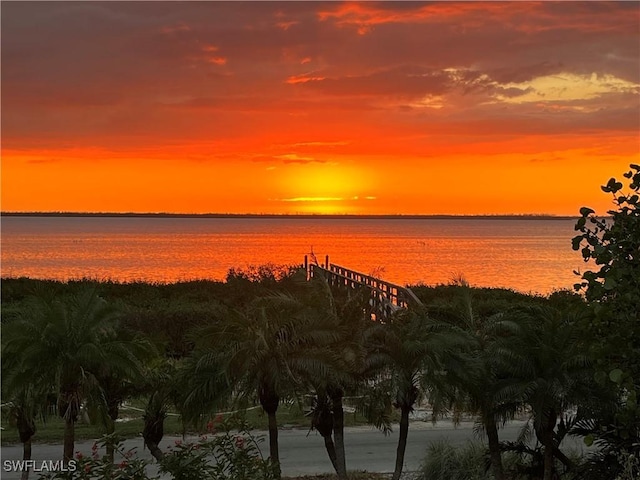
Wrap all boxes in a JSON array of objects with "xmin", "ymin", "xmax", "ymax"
[{"xmin": 2, "ymin": 1, "xmax": 639, "ymax": 215}]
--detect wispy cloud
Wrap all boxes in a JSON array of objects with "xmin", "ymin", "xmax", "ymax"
[
  {"xmin": 272, "ymin": 195, "xmax": 377, "ymax": 203},
  {"xmin": 275, "ymin": 197, "xmax": 345, "ymax": 202},
  {"xmin": 26, "ymin": 158, "xmax": 62, "ymax": 165},
  {"xmin": 276, "ymin": 20, "xmax": 298, "ymax": 31},
  {"xmin": 290, "ymin": 141, "xmax": 349, "ymax": 147},
  {"xmin": 160, "ymin": 22, "xmax": 191, "ymax": 35},
  {"xmin": 286, "ymin": 72, "xmax": 327, "ymax": 84},
  {"xmin": 252, "ymin": 154, "xmax": 326, "ymax": 165}
]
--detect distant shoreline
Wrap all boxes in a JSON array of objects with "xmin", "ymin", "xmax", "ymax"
[{"xmin": 1, "ymin": 212, "xmax": 579, "ymax": 220}]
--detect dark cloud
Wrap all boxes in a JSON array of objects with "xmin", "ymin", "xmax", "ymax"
[
  {"xmin": 26, "ymin": 158, "xmax": 62, "ymax": 165},
  {"xmin": 1, "ymin": 1, "xmax": 637, "ymax": 149},
  {"xmin": 290, "ymin": 65, "xmax": 452, "ymax": 97},
  {"xmin": 494, "ymin": 86, "xmax": 535, "ymax": 98}
]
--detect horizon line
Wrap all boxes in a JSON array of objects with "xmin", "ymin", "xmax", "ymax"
[{"xmin": 0, "ymin": 211, "xmax": 580, "ymax": 220}]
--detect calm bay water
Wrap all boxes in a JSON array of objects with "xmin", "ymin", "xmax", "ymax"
[{"xmin": 1, "ymin": 216, "xmax": 585, "ymax": 294}]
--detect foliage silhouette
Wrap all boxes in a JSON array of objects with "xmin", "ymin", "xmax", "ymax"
[{"xmin": 2, "ymin": 287, "xmax": 148, "ymax": 465}]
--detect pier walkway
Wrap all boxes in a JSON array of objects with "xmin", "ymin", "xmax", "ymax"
[{"xmin": 304, "ymin": 254, "xmax": 422, "ymax": 320}]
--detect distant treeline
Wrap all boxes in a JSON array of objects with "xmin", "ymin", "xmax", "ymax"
[{"xmin": 1, "ymin": 212, "xmax": 579, "ymax": 220}]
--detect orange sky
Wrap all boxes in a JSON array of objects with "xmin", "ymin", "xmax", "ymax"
[{"xmin": 2, "ymin": 1, "xmax": 639, "ymax": 215}]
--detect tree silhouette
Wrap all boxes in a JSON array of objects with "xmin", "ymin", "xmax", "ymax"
[{"xmin": 2, "ymin": 287, "xmax": 147, "ymax": 463}]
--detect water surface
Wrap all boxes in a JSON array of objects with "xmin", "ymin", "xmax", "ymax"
[{"xmin": 1, "ymin": 216, "xmax": 584, "ymax": 294}]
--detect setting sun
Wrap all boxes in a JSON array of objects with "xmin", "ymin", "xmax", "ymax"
[{"xmin": 274, "ymin": 162, "xmax": 377, "ymax": 213}]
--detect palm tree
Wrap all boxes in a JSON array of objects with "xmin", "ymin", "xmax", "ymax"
[
  {"xmin": 85, "ymin": 326, "xmax": 155, "ymax": 462},
  {"xmin": 2, "ymin": 287, "xmax": 148, "ymax": 464},
  {"xmin": 0, "ymin": 384, "xmax": 47, "ymax": 480},
  {"xmin": 137, "ymin": 357, "xmax": 196, "ymax": 462},
  {"xmin": 510, "ymin": 304, "xmax": 593, "ymax": 480},
  {"xmin": 142, "ymin": 379, "xmax": 170, "ymax": 463},
  {"xmin": 308, "ymin": 389, "xmax": 341, "ymax": 473},
  {"xmin": 193, "ymin": 292, "xmax": 337, "ymax": 477},
  {"xmin": 2, "ymin": 323, "xmax": 46, "ymax": 480},
  {"xmin": 426, "ymin": 282, "xmax": 527, "ymax": 480},
  {"xmin": 302, "ymin": 275, "xmax": 374, "ymax": 480},
  {"xmin": 177, "ymin": 349, "xmax": 231, "ymax": 431},
  {"xmin": 365, "ymin": 307, "xmax": 465, "ymax": 480}
]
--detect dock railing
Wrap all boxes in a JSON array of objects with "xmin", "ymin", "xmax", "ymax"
[{"xmin": 304, "ymin": 255, "xmax": 422, "ymax": 319}]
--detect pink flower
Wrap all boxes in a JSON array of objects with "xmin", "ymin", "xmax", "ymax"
[
  {"xmin": 75, "ymin": 451, "xmax": 83, "ymax": 460},
  {"xmin": 206, "ymin": 420, "xmax": 216, "ymax": 433},
  {"xmin": 234, "ymin": 436, "xmax": 245, "ymax": 449},
  {"xmin": 174, "ymin": 439, "xmax": 182, "ymax": 446}
]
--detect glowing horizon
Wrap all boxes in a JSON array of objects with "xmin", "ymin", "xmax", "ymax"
[{"xmin": 2, "ymin": 2, "xmax": 638, "ymax": 216}]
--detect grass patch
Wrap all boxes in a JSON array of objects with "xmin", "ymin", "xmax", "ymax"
[
  {"xmin": 419, "ymin": 440, "xmax": 490, "ymax": 480},
  {"xmin": 0, "ymin": 413, "xmax": 186, "ymax": 446},
  {"xmin": 238, "ymin": 401, "xmax": 375, "ymax": 430},
  {"xmin": 1, "ymin": 401, "xmax": 377, "ymax": 446}
]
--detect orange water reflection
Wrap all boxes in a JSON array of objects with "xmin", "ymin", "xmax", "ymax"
[{"xmin": 1, "ymin": 217, "xmax": 583, "ymax": 294}]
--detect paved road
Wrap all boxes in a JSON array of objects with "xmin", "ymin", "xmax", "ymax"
[{"xmin": 1, "ymin": 421, "xmax": 589, "ymax": 479}]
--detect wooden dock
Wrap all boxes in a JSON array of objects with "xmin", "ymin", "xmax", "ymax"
[{"xmin": 304, "ymin": 255, "xmax": 422, "ymax": 320}]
